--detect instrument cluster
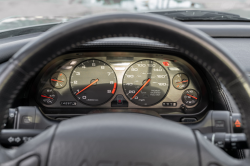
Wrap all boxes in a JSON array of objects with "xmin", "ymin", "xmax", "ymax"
[{"xmin": 31, "ymin": 52, "xmax": 208, "ymax": 115}]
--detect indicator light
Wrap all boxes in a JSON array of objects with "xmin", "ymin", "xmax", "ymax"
[
  {"xmin": 111, "ymin": 63, "xmax": 130, "ymax": 66},
  {"xmin": 70, "ymin": 61, "xmax": 77, "ymax": 65},
  {"xmin": 235, "ymin": 119, "xmax": 241, "ymax": 128},
  {"xmin": 162, "ymin": 62, "xmax": 169, "ymax": 66},
  {"xmin": 168, "ymin": 67, "xmax": 180, "ymax": 71},
  {"xmin": 114, "ymin": 67, "xmax": 125, "ymax": 71},
  {"xmin": 62, "ymin": 66, "xmax": 72, "ymax": 70}
]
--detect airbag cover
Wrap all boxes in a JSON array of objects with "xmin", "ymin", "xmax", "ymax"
[{"xmin": 48, "ymin": 113, "xmax": 199, "ymax": 166}]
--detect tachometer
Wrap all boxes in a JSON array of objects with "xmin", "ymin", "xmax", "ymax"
[
  {"xmin": 70, "ymin": 59, "xmax": 117, "ymax": 106},
  {"xmin": 123, "ymin": 60, "xmax": 170, "ymax": 106}
]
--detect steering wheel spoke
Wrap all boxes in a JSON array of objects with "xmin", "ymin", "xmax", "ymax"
[{"xmin": 1, "ymin": 125, "xmax": 57, "ymax": 166}]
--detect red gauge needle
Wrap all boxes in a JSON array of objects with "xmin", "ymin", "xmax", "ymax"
[
  {"xmin": 76, "ymin": 79, "xmax": 99, "ymax": 95},
  {"xmin": 187, "ymin": 94, "xmax": 197, "ymax": 100},
  {"xmin": 51, "ymin": 79, "xmax": 63, "ymax": 82},
  {"xmin": 176, "ymin": 80, "xmax": 188, "ymax": 83},
  {"xmin": 41, "ymin": 95, "xmax": 53, "ymax": 100},
  {"xmin": 132, "ymin": 78, "xmax": 151, "ymax": 99}
]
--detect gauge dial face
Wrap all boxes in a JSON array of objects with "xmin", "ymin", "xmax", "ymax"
[
  {"xmin": 182, "ymin": 89, "xmax": 199, "ymax": 106},
  {"xmin": 173, "ymin": 73, "xmax": 189, "ymax": 90},
  {"xmin": 123, "ymin": 60, "xmax": 170, "ymax": 106},
  {"xmin": 50, "ymin": 72, "xmax": 67, "ymax": 89},
  {"xmin": 40, "ymin": 88, "xmax": 57, "ymax": 105},
  {"xmin": 70, "ymin": 59, "xmax": 117, "ymax": 106}
]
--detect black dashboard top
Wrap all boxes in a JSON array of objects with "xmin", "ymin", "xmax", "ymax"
[{"xmin": 1, "ymin": 21, "xmax": 250, "ymax": 73}]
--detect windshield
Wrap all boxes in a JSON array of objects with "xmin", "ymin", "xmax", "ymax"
[{"xmin": 0, "ymin": 0, "xmax": 249, "ymax": 31}]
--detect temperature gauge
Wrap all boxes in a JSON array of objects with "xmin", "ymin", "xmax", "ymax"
[
  {"xmin": 173, "ymin": 73, "xmax": 189, "ymax": 90},
  {"xmin": 182, "ymin": 89, "xmax": 198, "ymax": 106},
  {"xmin": 40, "ymin": 88, "xmax": 57, "ymax": 105},
  {"xmin": 50, "ymin": 72, "xmax": 67, "ymax": 89}
]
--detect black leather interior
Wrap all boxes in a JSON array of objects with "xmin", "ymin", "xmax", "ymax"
[{"xmin": 0, "ymin": 13, "xmax": 250, "ymax": 165}]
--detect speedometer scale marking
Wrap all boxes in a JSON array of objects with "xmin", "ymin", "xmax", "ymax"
[
  {"xmin": 70, "ymin": 59, "xmax": 117, "ymax": 106},
  {"xmin": 123, "ymin": 60, "xmax": 170, "ymax": 106}
]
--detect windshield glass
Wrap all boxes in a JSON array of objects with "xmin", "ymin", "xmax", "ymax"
[{"xmin": 0, "ymin": 0, "xmax": 249, "ymax": 31}]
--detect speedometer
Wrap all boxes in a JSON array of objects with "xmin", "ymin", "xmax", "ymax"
[
  {"xmin": 123, "ymin": 60, "xmax": 170, "ymax": 106},
  {"xmin": 70, "ymin": 59, "xmax": 117, "ymax": 106}
]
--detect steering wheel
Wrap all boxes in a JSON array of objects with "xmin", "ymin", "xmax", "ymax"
[{"xmin": 0, "ymin": 13, "xmax": 249, "ymax": 166}]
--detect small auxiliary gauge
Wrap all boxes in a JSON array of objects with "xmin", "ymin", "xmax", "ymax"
[
  {"xmin": 182, "ymin": 89, "xmax": 198, "ymax": 106},
  {"xmin": 40, "ymin": 88, "xmax": 57, "ymax": 105},
  {"xmin": 173, "ymin": 73, "xmax": 189, "ymax": 90},
  {"xmin": 50, "ymin": 72, "xmax": 67, "ymax": 89}
]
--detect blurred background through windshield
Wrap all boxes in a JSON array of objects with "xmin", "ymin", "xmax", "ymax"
[{"xmin": 0, "ymin": 0, "xmax": 250, "ymax": 31}]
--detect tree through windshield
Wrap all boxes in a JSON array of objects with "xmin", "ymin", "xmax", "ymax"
[{"xmin": 0, "ymin": 0, "xmax": 249, "ymax": 31}]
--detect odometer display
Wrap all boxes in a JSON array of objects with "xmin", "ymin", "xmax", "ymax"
[
  {"xmin": 123, "ymin": 60, "xmax": 170, "ymax": 106},
  {"xmin": 70, "ymin": 59, "xmax": 117, "ymax": 106}
]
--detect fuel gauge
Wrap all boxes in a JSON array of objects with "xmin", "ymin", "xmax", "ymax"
[
  {"xmin": 173, "ymin": 73, "xmax": 189, "ymax": 90},
  {"xmin": 50, "ymin": 72, "xmax": 67, "ymax": 89}
]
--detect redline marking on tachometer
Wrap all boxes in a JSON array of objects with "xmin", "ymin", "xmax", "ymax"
[
  {"xmin": 187, "ymin": 94, "xmax": 197, "ymax": 100},
  {"xmin": 76, "ymin": 79, "xmax": 99, "ymax": 95},
  {"xmin": 132, "ymin": 78, "xmax": 151, "ymax": 99},
  {"xmin": 41, "ymin": 95, "xmax": 53, "ymax": 100},
  {"xmin": 112, "ymin": 83, "xmax": 117, "ymax": 94}
]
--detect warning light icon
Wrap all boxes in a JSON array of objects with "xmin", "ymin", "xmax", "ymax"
[
  {"xmin": 162, "ymin": 62, "xmax": 170, "ymax": 66},
  {"xmin": 235, "ymin": 119, "xmax": 241, "ymax": 128}
]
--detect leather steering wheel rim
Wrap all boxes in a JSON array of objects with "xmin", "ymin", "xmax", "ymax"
[{"xmin": 0, "ymin": 13, "xmax": 250, "ymax": 164}]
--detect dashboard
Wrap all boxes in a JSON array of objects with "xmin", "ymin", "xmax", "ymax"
[
  {"xmin": 0, "ymin": 15, "xmax": 249, "ymax": 162},
  {"xmin": 3, "ymin": 21, "xmax": 248, "ymax": 123},
  {"xmin": 29, "ymin": 52, "xmax": 208, "ymax": 118},
  {"xmin": 0, "ymin": 20, "xmax": 248, "ymax": 159}
]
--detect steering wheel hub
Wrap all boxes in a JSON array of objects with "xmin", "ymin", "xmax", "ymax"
[{"xmin": 48, "ymin": 113, "xmax": 199, "ymax": 166}]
